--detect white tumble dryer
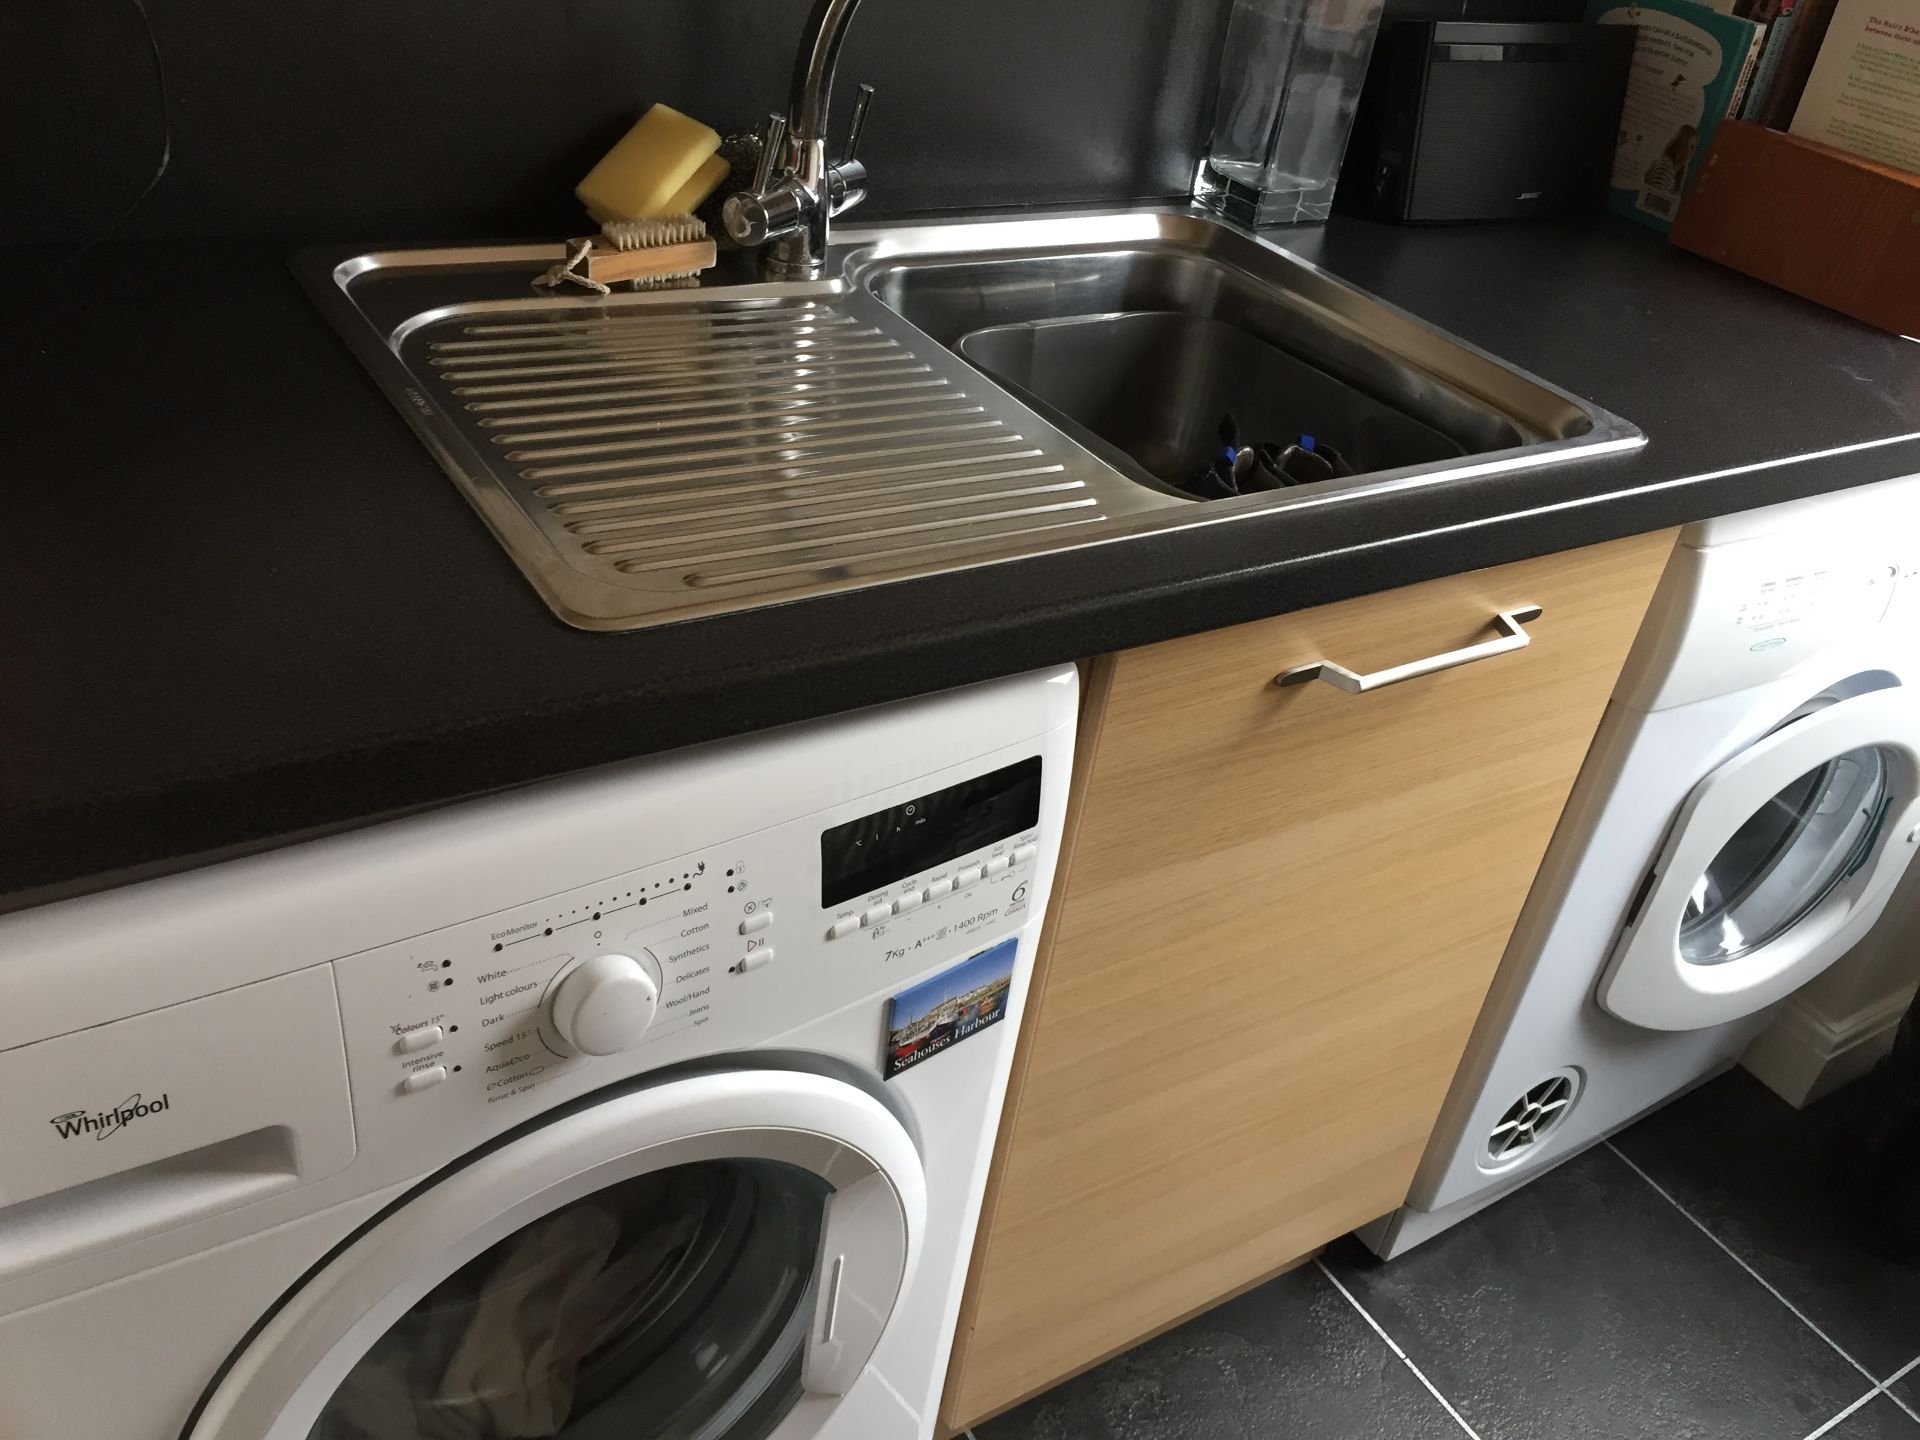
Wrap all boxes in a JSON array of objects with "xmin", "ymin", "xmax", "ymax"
[
  {"xmin": 0, "ymin": 666, "xmax": 1077, "ymax": 1440},
  {"xmin": 1363, "ymin": 477, "xmax": 1920, "ymax": 1258}
]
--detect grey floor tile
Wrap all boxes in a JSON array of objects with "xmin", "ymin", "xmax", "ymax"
[
  {"xmin": 1611, "ymin": 1071, "xmax": 1920, "ymax": 1380},
  {"xmin": 971, "ymin": 1262, "xmax": 1465, "ymax": 1440},
  {"xmin": 1321, "ymin": 1147, "xmax": 1869, "ymax": 1440},
  {"xmin": 1890, "ymin": 1367, "xmax": 1920, "ymax": 1419},
  {"xmin": 1822, "ymin": 1393, "xmax": 1920, "ymax": 1437}
]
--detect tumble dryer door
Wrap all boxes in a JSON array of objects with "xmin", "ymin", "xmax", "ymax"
[
  {"xmin": 1599, "ymin": 687, "xmax": 1920, "ymax": 1032},
  {"xmin": 184, "ymin": 1068, "xmax": 924, "ymax": 1440}
]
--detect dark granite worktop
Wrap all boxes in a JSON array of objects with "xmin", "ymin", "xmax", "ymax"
[{"xmin": 7, "ymin": 215, "xmax": 1920, "ymax": 911}]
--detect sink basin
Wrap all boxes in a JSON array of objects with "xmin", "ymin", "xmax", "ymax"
[
  {"xmin": 850, "ymin": 210, "xmax": 1635, "ymax": 506},
  {"xmin": 955, "ymin": 311, "xmax": 1466, "ymax": 496},
  {"xmin": 298, "ymin": 207, "xmax": 1640, "ymax": 632}
]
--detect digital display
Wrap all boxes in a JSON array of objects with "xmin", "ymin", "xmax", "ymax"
[{"xmin": 821, "ymin": 757, "xmax": 1042, "ymax": 909}]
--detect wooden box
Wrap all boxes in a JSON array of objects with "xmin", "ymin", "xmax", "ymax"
[{"xmin": 1670, "ymin": 120, "xmax": 1920, "ymax": 336}]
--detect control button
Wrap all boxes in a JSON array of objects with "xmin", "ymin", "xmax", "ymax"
[
  {"xmin": 737, "ymin": 948, "xmax": 773, "ymax": 973},
  {"xmin": 394, "ymin": 1025, "xmax": 444, "ymax": 1055},
  {"xmin": 926, "ymin": 877, "xmax": 954, "ymax": 900},
  {"xmin": 893, "ymin": 891, "xmax": 924, "ymax": 916},
  {"xmin": 955, "ymin": 866, "xmax": 983, "ymax": 889},
  {"xmin": 400, "ymin": 1065, "xmax": 447, "ymax": 1095},
  {"xmin": 548, "ymin": 953, "xmax": 660, "ymax": 1056},
  {"xmin": 862, "ymin": 904, "xmax": 892, "ymax": 928},
  {"xmin": 829, "ymin": 915, "xmax": 860, "ymax": 940},
  {"xmin": 1013, "ymin": 844, "xmax": 1038, "ymax": 865},
  {"xmin": 740, "ymin": 911, "xmax": 774, "ymax": 935},
  {"xmin": 986, "ymin": 854, "xmax": 1011, "ymax": 877}
]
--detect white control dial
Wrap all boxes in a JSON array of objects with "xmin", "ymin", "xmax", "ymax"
[{"xmin": 548, "ymin": 953, "xmax": 660, "ymax": 1056}]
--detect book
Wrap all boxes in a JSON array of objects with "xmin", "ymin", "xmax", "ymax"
[
  {"xmin": 1755, "ymin": 0, "xmax": 1842, "ymax": 126},
  {"xmin": 1728, "ymin": 8, "xmax": 1776, "ymax": 109},
  {"xmin": 1741, "ymin": 3, "xmax": 1803, "ymax": 119},
  {"xmin": 1587, "ymin": 0, "xmax": 1766, "ymax": 229},
  {"xmin": 1789, "ymin": 0, "xmax": 1920, "ymax": 175}
]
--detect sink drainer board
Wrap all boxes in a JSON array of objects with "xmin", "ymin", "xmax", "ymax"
[{"xmin": 300, "ymin": 245, "xmax": 1181, "ymax": 631}]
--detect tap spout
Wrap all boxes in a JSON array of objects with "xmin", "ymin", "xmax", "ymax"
[{"xmin": 788, "ymin": 0, "xmax": 867, "ymax": 145}]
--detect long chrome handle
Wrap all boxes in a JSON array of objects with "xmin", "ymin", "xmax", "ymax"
[
  {"xmin": 1276, "ymin": 605, "xmax": 1544, "ymax": 694},
  {"xmin": 842, "ymin": 82, "xmax": 875, "ymax": 164},
  {"xmin": 750, "ymin": 112, "xmax": 788, "ymax": 195}
]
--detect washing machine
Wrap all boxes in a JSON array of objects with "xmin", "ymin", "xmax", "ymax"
[
  {"xmin": 1362, "ymin": 477, "xmax": 1920, "ymax": 1258},
  {"xmin": 0, "ymin": 665, "xmax": 1077, "ymax": 1439}
]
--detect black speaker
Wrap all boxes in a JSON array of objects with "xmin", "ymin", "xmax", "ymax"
[{"xmin": 1338, "ymin": 21, "xmax": 1635, "ymax": 224}]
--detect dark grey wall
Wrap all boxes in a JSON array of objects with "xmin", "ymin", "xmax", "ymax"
[
  {"xmin": 5, "ymin": 0, "xmax": 1230, "ymax": 247},
  {"xmin": 5, "ymin": 0, "xmax": 1584, "ymax": 248}
]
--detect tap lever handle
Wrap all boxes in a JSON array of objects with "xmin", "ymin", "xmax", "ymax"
[
  {"xmin": 751, "ymin": 112, "xmax": 789, "ymax": 194},
  {"xmin": 827, "ymin": 158, "xmax": 868, "ymax": 216},
  {"xmin": 842, "ymin": 83, "xmax": 875, "ymax": 164}
]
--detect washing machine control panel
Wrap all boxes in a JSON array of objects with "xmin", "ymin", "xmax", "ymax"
[
  {"xmin": 329, "ymin": 744, "xmax": 1049, "ymax": 1166},
  {"xmin": 1631, "ymin": 538, "xmax": 1911, "ymax": 710}
]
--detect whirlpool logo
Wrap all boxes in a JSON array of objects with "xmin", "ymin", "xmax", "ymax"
[{"xmin": 47, "ymin": 1092, "xmax": 171, "ymax": 1142}]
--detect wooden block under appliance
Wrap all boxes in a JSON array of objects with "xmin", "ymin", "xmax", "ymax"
[{"xmin": 1669, "ymin": 120, "xmax": 1920, "ymax": 336}]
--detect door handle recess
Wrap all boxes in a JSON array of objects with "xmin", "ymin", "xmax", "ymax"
[{"xmin": 1275, "ymin": 605, "xmax": 1543, "ymax": 694}]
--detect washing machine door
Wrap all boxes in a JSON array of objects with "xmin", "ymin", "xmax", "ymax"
[
  {"xmin": 1598, "ymin": 686, "xmax": 1920, "ymax": 1032},
  {"xmin": 184, "ymin": 1067, "xmax": 925, "ymax": 1440}
]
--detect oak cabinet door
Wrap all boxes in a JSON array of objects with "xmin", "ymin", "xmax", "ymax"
[{"xmin": 942, "ymin": 530, "xmax": 1677, "ymax": 1431}]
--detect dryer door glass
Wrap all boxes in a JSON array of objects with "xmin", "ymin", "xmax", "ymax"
[
  {"xmin": 307, "ymin": 1158, "xmax": 827, "ymax": 1440},
  {"xmin": 1678, "ymin": 745, "xmax": 1893, "ymax": 967}
]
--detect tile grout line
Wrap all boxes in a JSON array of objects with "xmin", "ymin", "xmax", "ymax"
[
  {"xmin": 1605, "ymin": 1141, "xmax": 1881, "ymax": 1387},
  {"xmin": 967, "ymin": 1253, "xmax": 1920, "ymax": 1440},
  {"xmin": 1799, "ymin": 1386, "xmax": 1885, "ymax": 1440},
  {"xmin": 1316, "ymin": 1258, "xmax": 1487, "ymax": 1440},
  {"xmin": 1881, "ymin": 1354, "xmax": 1920, "ymax": 1425},
  {"xmin": 1887, "ymin": 1389, "xmax": 1920, "ymax": 1427}
]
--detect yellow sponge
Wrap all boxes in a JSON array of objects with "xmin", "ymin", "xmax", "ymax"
[
  {"xmin": 665, "ymin": 153, "xmax": 732, "ymax": 217},
  {"xmin": 576, "ymin": 104, "xmax": 721, "ymax": 225}
]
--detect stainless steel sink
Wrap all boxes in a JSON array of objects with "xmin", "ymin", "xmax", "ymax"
[
  {"xmin": 954, "ymin": 310, "xmax": 1467, "ymax": 496},
  {"xmin": 851, "ymin": 210, "xmax": 1633, "ymax": 499},
  {"xmin": 299, "ymin": 207, "xmax": 1640, "ymax": 632}
]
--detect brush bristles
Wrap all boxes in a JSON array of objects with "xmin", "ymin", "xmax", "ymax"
[{"xmin": 601, "ymin": 215, "xmax": 708, "ymax": 250}]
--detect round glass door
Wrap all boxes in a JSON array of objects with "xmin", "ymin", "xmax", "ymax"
[
  {"xmin": 1678, "ymin": 744, "xmax": 1894, "ymax": 967},
  {"xmin": 308, "ymin": 1159, "xmax": 828, "ymax": 1440}
]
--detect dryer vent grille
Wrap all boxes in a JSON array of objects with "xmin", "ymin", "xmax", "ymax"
[{"xmin": 1484, "ymin": 1070, "xmax": 1579, "ymax": 1168}]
